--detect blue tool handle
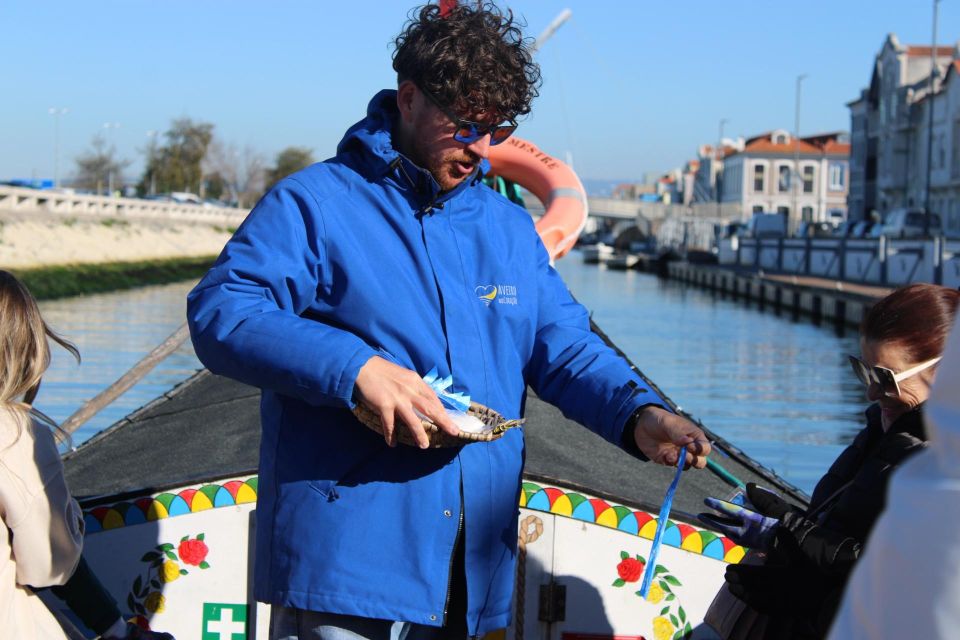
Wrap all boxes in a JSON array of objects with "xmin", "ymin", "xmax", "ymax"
[{"xmin": 638, "ymin": 446, "xmax": 686, "ymax": 599}]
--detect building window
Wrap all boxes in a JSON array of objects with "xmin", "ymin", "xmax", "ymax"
[
  {"xmin": 752, "ymin": 205, "xmax": 764, "ymax": 213},
  {"xmin": 828, "ymin": 163, "xmax": 846, "ymax": 191},
  {"xmin": 802, "ymin": 166, "xmax": 814, "ymax": 193},
  {"xmin": 754, "ymin": 164, "xmax": 765, "ymax": 192},
  {"xmin": 777, "ymin": 206, "xmax": 790, "ymax": 217},
  {"xmin": 802, "ymin": 206, "xmax": 814, "ymax": 222},
  {"xmin": 778, "ymin": 166, "xmax": 790, "ymax": 192}
]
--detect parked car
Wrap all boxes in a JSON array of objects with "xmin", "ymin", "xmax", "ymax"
[
  {"xmin": 720, "ymin": 222, "xmax": 746, "ymax": 239},
  {"xmin": 169, "ymin": 191, "xmax": 203, "ymax": 205},
  {"xmin": 827, "ymin": 209, "xmax": 846, "ymax": 227},
  {"xmin": 850, "ymin": 220, "xmax": 875, "ymax": 238},
  {"xmin": 796, "ymin": 221, "xmax": 834, "ymax": 238},
  {"xmin": 744, "ymin": 212, "xmax": 787, "ymax": 239},
  {"xmin": 833, "ymin": 220, "xmax": 859, "ymax": 238},
  {"xmin": 880, "ymin": 208, "xmax": 942, "ymax": 238}
]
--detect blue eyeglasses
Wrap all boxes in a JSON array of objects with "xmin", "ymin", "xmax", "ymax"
[{"xmin": 418, "ymin": 85, "xmax": 518, "ymax": 146}]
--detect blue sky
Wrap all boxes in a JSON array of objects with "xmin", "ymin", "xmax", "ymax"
[{"xmin": 3, "ymin": 1, "xmax": 958, "ymax": 186}]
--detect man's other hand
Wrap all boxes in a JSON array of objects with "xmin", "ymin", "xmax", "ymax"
[
  {"xmin": 632, "ymin": 406, "xmax": 710, "ymax": 469},
  {"xmin": 354, "ymin": 356, "xmax": 460, "ymax": 449}
]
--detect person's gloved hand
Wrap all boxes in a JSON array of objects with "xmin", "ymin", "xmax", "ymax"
[
  {"xmin": 745, "ymin": 482, "xmax": 796, "ymax": 520},
  {"xmin": 724, "ymin": 562, "xmax": 794, "ymax": 614},
  {"xmin": 698, "ymin": 497, "xmax": 780, "ymax": 549}
]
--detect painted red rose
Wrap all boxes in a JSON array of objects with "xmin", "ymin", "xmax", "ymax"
[
  {"xmin": 178, "ymin": 538, "xmax": 209, "ymax": 566},
  {"xmin": 616, "ymin": 557, "xmax": 644, "ymax": 582}
]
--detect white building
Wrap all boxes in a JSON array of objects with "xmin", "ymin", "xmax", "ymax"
[
  {"xmin": 719, "ymin": 130, "xmax": 850, "ymax": 228},
  {"xmin": 847, "ymin": 34, "xmax": 960, "ymax": 234},
  {"xmin": 693, "ymin": 139, "xmax": 743, "ymax": 205}
]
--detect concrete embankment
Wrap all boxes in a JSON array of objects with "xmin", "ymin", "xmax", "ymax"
[
  {"xmin": 0, "ymin": 209, "xmax": 239, "ymax": 298},
  {"xmin": 666, "ymin": 261, "xmax": 891, "ymax": 329},
  {"xmin": 0, "ymin": 210, "xmax": 235, "ymax": 268}
]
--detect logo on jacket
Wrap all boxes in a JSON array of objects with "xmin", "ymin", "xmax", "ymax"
[
  {"xmin": 475, "ymin": 285, "xmax": 498, "ymax": 306},
  {"xmin": 475, "ymin": 284, "xmax": 518, "ymax": 307}
]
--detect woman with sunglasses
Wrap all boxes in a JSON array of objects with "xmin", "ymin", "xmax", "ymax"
[{"xmin": 700, "ymin": 282, "xmax": 960, "ymax": 639}]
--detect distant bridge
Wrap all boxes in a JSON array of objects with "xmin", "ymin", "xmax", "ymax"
[
  {"xmin": 523, "ymin": 195, "xmax": 739, "ymax": 238},
  {"xmin": 0, "ymin": 185, "xmax": 248, "ymax": 225}
]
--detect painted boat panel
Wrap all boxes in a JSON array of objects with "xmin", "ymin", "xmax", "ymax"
[{"xmin": 59, "ymin": 475, "xmax": 739, "ymax": 639}]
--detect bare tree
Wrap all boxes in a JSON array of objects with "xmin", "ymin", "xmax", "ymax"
[
  {"xmin": 75, "ymin": 135, "xmax": 131, "ymax": 195},
  {"xmin": 204, "ymin": 140, "xmax": 266, "ymax": 208}
]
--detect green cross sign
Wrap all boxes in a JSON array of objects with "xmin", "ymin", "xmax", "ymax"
[{"xmin": 201, "ymin": 603, "xmax": 247, "ymax": 640}]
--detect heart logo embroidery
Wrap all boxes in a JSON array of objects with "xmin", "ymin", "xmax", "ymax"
[{"xmin": 475, "ymin": 285, "xmax": 498, "ymax": 306}]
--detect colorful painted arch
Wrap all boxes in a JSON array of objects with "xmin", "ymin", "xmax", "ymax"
[
  {"xmin": 83, "ymin": 477, "xmax": 259, "ymax": 533},
  {"xmin": 82, "ymin": 476, "xmax": 744, "ymax": 564},
  {"xmin": 520, "ymin": 481, "xmax": 745, "ymax": 564}
]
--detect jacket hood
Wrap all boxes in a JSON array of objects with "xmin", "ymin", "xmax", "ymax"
[
  {"xmin": 926, "ymin": 314, "xmax": 960, "ymax": 477},
  {"xmin": 336, "ymin": 90, "xmax": 487, "ymax": 206},
  {"xmin": 336, "ymin": 89, "xmax": 401, "ymax": 176}
]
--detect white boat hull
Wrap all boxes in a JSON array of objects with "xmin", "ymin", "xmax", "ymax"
[{"xmin": 62, "ymin": 475, "xmax": 741, "ymax": 639}]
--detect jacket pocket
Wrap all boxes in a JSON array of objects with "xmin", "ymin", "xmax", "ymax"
[{"xmin": 308, "ymin": 478, "xmax": 340, "ymax": 501}]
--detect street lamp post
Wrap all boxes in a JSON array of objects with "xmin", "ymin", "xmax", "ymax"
[
  {"xmin": 794, "ymin": 74, "xmax": 807, "ymax": 230},
  {"xmin": 924, "ymin": 0, "xmax": 941, "ymax": 237},
  {"xmin": 716, "ymin": 118, "xmax": 728, "ymax": 218},
  {"xmin": 145, "ymin": 130, "xmax": 158, "ymax": 195},
  {"xmin": 48, "ymin": 107, "xmax": 68, "ymax": 189},
  {"xmin": 102, "ymin": 122, "xmax": 121, "ymax": 196}
]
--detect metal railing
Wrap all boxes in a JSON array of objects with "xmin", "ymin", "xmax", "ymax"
[
  {"xmin": 0, "ymin": 185, "xmax": 249, "ymax": 225},
  {"xmin": 724, "ymin": 236, "xmax": 960, "ymax": 288}
]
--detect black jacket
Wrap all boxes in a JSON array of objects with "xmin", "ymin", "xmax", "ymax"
[{"xmin": 739, "ymin": 404, "xmax": 927, "ymax": 638}]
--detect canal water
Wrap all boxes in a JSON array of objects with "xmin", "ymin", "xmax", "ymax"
[{"xmin": 37, "ymin": 259, "xmax": 867, "ymax": 495}]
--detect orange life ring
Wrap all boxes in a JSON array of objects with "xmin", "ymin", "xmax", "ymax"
[{"xmin": 487, "ymin": 137, "xmax": 588, "ymax": 260}]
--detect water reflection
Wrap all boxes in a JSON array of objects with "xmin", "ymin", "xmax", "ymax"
[
  {"xmin": 35, "ymin": 264, "xmax": 867, "ymax": 494},
  {"xmin": 36, "ymin": 281, "xmax": 202, "ymax": 446},
  {"xmin": 555, "ymin": 260, "xmax": 867, "ymax": 494}
]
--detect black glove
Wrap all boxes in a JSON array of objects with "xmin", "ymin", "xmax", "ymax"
[
  {"xmin": 745, "ymin": 482, "xmax": 795, "ymax": 520},
  {"xmin": 114, "ymin": 623, "xmax": 176, "ymax": 640},
  {"xmin": 724, "ymin": 562, "xmax": 794, "ymax": 614}
]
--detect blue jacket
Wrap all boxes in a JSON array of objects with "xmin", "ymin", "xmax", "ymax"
[{"xmin": 186, "ymin": 90, "xmax": 667, "ymax": 634}]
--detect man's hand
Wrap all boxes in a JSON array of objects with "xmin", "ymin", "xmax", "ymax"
[
  {"xmin": 632, "ymin": 405, "xmax": 710, "ymax": 469},
  {"xmin": 354, "ymin": 356, "xmax": 459, "ymax": 449}
]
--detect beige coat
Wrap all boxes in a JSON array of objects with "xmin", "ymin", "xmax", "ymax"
[{"xmin": 0, "ymin": 406, "xmax": 84, "ymax": 639}]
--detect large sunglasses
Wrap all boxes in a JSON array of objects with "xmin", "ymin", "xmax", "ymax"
[
  {"xmin": 847, "ymin": 354, "xmax": 941, "ymax": 397},
  {"xmin": 418, "ymin": 85, "xmax": 517, "ymax": 146}
]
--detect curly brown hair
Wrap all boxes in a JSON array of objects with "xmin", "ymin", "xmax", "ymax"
[{"xmin": 392, "ymin": 2, "xmax": 541, "ymax": 122}]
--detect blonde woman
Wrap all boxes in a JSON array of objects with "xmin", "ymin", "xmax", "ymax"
[
  {"xmin": 0, "ymin": 271, "xmax": 177, "ymax": 640},
  {"xmin": 0, "ymin": 269, "xmax": 85, "ymax": 638}
]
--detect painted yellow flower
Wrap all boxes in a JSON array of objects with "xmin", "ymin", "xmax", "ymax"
[
  {"xmin": 160, "ymin": 560, "xmax": 181, "ymax": 583},
  {"xmin": 653, "ymin": 616, "xmax": 674, "ymax": 640},
  {"xmin": 645, "ymin": 583, "xmax": 665, "ymax": 604},
  {"xmin": 144, "ymin": 591, "xmax": 166, "ymax": 613}
]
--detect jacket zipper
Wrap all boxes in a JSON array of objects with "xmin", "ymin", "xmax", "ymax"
[{"xmin": 442, "ymin": 490, "xmax": 465, "ymax": 626}]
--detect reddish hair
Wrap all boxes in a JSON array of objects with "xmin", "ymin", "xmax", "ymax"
[{"xmin": 861, "ymin": 283, "xmax": 960, "ymax": 363}]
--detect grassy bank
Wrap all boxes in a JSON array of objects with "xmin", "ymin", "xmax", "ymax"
[{"xmin": 12, "ymin": 256, "xmax": 218, "ymax": 300}]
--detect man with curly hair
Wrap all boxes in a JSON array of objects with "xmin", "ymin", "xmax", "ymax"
[{"xmin": 187, "ymin": 2, "xmax": 710, "ymax": 638}]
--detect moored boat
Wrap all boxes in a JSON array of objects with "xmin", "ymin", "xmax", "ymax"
[
  {"xmin": 581, "ymin": 243, "xmax": 616, "ymax": 264},
  {"xmin": 59, "ymin": 327, "xmax": 806, "ymax": 639}
]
